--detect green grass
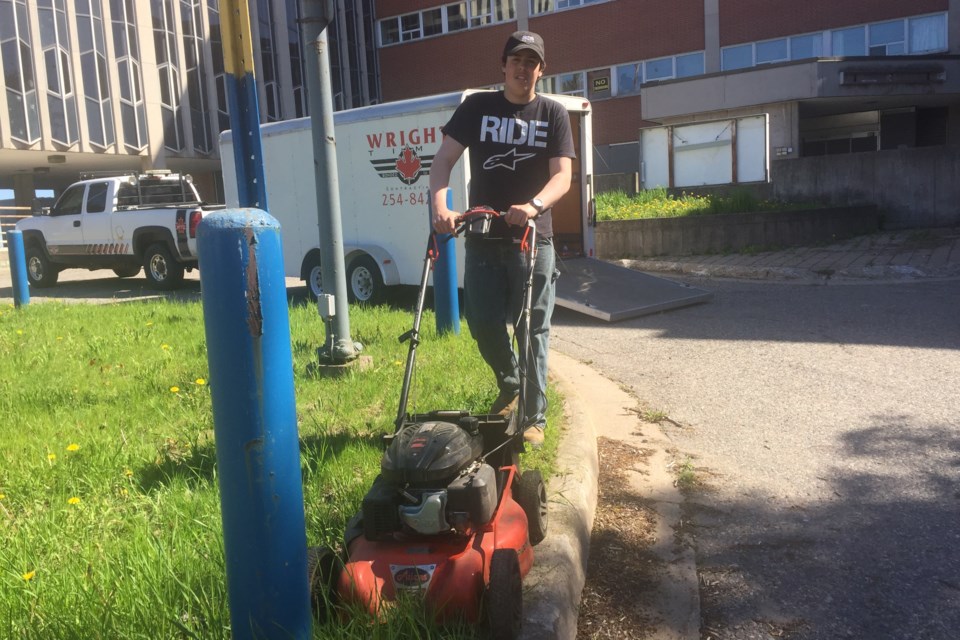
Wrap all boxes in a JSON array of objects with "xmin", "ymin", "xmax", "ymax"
[
  {"xmin": 595, "ymin": 187, "xmax": 813, "ymax": 221},
  {"xmin": 0, "ymin": 299, "xmax": 560, "ymax": 639}
]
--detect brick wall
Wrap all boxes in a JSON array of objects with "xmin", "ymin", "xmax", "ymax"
[{"xmin": 720, "ymin": 0, "xmax": 948, "ymax": 45}]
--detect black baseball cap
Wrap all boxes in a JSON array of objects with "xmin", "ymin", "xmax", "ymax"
[{"xmin": 502, "ymin": 31, "xmax": 545, "ymax": 63}]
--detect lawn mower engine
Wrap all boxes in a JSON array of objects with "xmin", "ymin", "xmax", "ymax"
[{"xmin": 362, "ymin": 418, "xmax": 498, "ymax": 540}]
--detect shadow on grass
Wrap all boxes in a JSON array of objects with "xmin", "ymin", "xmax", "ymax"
[{"xmin": 134, "ymin": 429, "xmax": 385, "ymax": 493}]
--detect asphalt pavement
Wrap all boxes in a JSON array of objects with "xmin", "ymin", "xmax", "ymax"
[{"xmin": 539, "ymin": 225, "xmax": 960, "ymax": 639}]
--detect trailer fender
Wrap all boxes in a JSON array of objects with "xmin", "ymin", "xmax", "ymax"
[{"xmin": 343, "ymin": 245, "xmax": 400, "ymax": 287}]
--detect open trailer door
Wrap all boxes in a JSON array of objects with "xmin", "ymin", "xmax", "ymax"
[{"xmin": 555, "ymin": 257, "xmax": 712, "ymax": 322}]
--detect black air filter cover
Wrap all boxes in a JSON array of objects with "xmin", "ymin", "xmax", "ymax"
[{"xmin": 382, "ymin": 421, "xmax": 483, "ymax": 485}]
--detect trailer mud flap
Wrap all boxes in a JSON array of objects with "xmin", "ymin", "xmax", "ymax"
[{"xmin": 555, "ymin": 257, "xmax": 712, "ymax": 322}]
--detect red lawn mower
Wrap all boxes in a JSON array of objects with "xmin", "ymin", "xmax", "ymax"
[{"xmin": 309, "ymin": 208, "xmax": 548, "ymax": 639}]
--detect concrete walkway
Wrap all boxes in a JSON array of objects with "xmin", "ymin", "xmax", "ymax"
[{"xmin": 618, "ymin": 226, "xmax": 960, "ymax": 283}]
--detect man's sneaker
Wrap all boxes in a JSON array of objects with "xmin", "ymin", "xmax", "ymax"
[
  {"xmin": 490, "ymin": 390, "xmax": 519, "ymax": 415},
  {"xmin": 524, "ymin": 425, "xmax": 545, "ymax": 449}
]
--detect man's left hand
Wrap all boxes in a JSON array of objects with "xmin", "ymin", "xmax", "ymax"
[{"xmin": 505, "ymin": 203, "xmax": 538, "ymax": 226}]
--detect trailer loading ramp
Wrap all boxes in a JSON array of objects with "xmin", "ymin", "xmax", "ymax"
[{"xmin": 555, "ymin": 257, "xmax": 712, "ymax": 322}]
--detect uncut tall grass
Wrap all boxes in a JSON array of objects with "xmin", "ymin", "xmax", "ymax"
[{"xmin": 0, "ymin": 299, "xmax": 559, "ymax": 639}]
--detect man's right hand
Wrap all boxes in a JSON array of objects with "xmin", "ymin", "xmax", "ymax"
[{"xmin": 432, "ymin": 207, "xmax": 460, "ymax": 234}]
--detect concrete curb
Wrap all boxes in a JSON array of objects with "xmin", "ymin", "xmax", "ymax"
[
  {"xmin": 522, "ymin": 350, "xmax": 701, "ymax": 639},
  {"xmin": 521, "ymin": 352, "xmax": 600, "ymax": 639}
]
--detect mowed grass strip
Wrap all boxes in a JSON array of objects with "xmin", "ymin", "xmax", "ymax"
[{"xmin": 0, "ymin": 299, "xmax": 560, "ymax": 639}]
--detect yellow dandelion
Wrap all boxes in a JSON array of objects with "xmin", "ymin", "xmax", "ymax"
[
  {"xmin": 66, "ymin": 443, "xmax": 80, "ymax": 452},
  {"xmin": 194, "ymin": 378, "xmax": 206, "ymax": 386},
  {"xmin": 123, "ymin": 469, "xmax": 134, "ymax": 478},
  {"xmin": 16, "ymin": 329, "xmax": 23, "ymax": 335},
  {"xmin": 0, "ymin": 493, "xmax": 6, "ymax": 500},
  {"xmin": 47, "ymin": 453, "xmax": 56, "ymax": 461},
  {"xmin": 56, "ymin": 336, "xmax": 63, "ymax": 341},
  {"xmin": 68, "ymin": 497, "xmax": 81, "ymax": 505},
  {"xmin": 161, "ymin": 344, "xmax": 170, "ymax": 350},
  {"xmin": 22, "ymin": 570, "xmax": 35, "ymax": 581},
  {"xmin": 170, "ymin": 386, "xmax": 180, "ymax": 393},
  {"xmin": 146, "ymin": 321, "xmax": 154, "ymax": 327},
  {"xmin": 394, "ymin": 360, "xmax": 403, "ymax": 366}
]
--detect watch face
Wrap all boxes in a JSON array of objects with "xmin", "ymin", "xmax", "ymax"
[{"xmin": 531, "ymin": 198, "xmax": 543, "ymax": 211}]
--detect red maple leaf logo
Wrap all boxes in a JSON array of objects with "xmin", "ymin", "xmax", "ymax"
[{"xmin": 396, "ymin": 146, "xmax": 422, "ymax": 184}]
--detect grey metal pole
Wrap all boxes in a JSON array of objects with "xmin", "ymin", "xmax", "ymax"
[{"xmin": 300, "ymin": 0, "xmax": 360, "ymax": 364}]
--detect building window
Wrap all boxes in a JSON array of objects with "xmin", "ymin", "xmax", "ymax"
[
  {"xmin": 530, "ymin": 0, "xmax": 604, "ymax": 15},
  {"xmin": 831, "ymin": 26, "xmax": 866, "ymax": 56},
  {"xmin": 0, "ymin": 0, "xmax": 41, "ymax": 143},
  {"xmin": 111, "ymin": 0, "xmax": 147, "ymax": 151},
  {"xmin": 76, "ymin": 0, "xmax": 115, "ymax": 148},
  {"xmin": 721, "ymin": 44, "xmax": 752, "ymax": 71},
  {"xmin": 401, "ymin": 13, "xmax": 422, "ymax": 41},
  {"xmin": 615, "ymin": 62, "xmax": 642, "ymax": 97},
  {"xmin": 256, "ymin": 0, "xmax": 281, "ymax": 121},
  {"xmin": 675, "ymin": 52, "xmax": 704, "ymax": 77},
  {"xmin": 908, "ymin": 14, "xmax": 946, "ymax": 53},
  {"xmin": 645, "ymin": 57, "xmax": 673, "ymax": 81},
  {"xmin": 378, "ymin": 1, "xmax": 511, "ymax": 47},
  {"xmin": 790, "ymin": 33, "xmax": 823, "ymax": 60},
  {"xmin": 285, "ymin": 0, "xmax": 307, "ymax": 118},
  {"xmin": 151, "ymin": 0, "xmax": 185, "ymax": 151},
  {"xmin": 542, "ymin": 71, "xmax": 584, "ymax": 96},
  {"xmin": 868, "ymin": 20, "xmax": 904, "ymax": 56},
  {"xmin": 181, "ymin": 0, "xmax": 212, "ymax": 153},
  {"xmin": 37, "ymin": 0, "xmax": 79, "ymax": 146},
  {"xmin": 756, "ymin": 38, "xmax": 788, "ymax": 64},
  {"xmin": 207, "ymin": 0, "xmax": 230, "ymax": 131}
]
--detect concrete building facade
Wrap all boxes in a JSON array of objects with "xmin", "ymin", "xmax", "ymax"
[{"xmin": 2, "ymin": 1, "xmax": 958, "ymax": 228}]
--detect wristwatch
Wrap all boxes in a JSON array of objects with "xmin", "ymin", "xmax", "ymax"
[{"xmin": 528, "ymin": 198, "xmax": 544, "ymax": 215}]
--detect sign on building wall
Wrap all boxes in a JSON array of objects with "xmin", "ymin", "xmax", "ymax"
[{"xmin": 640, "ymin": 115, "xmax": 769, "ymax": 189}]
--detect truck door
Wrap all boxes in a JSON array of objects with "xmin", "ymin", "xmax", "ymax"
[
  {"xmin": 80, "ymin": 181, "xmax": 115, "ymax": 248},
  {"xmin": 551, "ymin": 112, "xmax": 584, "ymax": 258},
  {"xmin": 43, "ymin": 184, "xmax": 86, "ymax": 256}
]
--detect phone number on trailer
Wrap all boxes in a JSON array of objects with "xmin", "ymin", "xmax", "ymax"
[{"xmin": 382, "ymin": 191, "xmax": 429, "ymax": 207}]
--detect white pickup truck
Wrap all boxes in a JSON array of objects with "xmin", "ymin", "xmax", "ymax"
[{"xmin": 16, "ymin": 171, "xmax": 217, "ymax": 290}]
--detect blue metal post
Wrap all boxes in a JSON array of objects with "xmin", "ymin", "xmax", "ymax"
[
  {"xmin": 197, "ymin": 210, "xmax": 311, "ymax": 640},
  {"xmin": 433, "ymin": 191, "xmax": 460, "ymax": 335},
  {"xmin": 6, "ymin": 230, "xmax": 29, "ymax": 307},
  {"xmin": 221, "ymin": 0, "xmax": 268, "ymax": 209}
]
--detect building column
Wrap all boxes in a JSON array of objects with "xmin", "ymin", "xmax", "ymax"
[
  {"xmin": 704, "ymin": 0, "xmax": 720, "ymax": 73},
  {"xmin": 12, "ymin": 174, "xmax": 35, "ymax": 208},
  {"xmin": 950, "ymin": 0, "xmax": 960, "ymax": 54}
]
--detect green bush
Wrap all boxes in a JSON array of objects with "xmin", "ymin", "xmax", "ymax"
[{"xmin": 595, "ymin": 187, "xmax": 809, "ymax": 221}]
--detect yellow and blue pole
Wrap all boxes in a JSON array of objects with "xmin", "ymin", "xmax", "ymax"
[
  {"xmin": 221, "ymin": 0, "xmax": 267, "ymax": 209},
  {"xmin": 6, "ymin": 230, "xmax": 30, "ymax": 307},
  {"xmin": 205, "ymin": 3, "xmax": 311, "ymax": 638}
]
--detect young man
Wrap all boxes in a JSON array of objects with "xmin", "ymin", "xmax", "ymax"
[{"xmin": 430, "ymin": 31, "xmax": 575, "ymax": 448}]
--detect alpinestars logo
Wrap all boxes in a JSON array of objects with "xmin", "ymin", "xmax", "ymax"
[
  {"xmin": 482, "ymin": 148, "xmax": 537, "ymax": 171},
  {"xmin": 370, "ymin": 146, "xmax": 434, "ymax": 185}
]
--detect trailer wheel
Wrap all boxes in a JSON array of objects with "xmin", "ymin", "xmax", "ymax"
[
  {"xmin": 143, "ymin": 243, "xmax": 184, "ymax": 290},
  {"xmin": 346, "ymin": 255, "xmax": 384, "ymax": 305},
  {"xmin": 25, "ymin": 245, "xmax": 59, "ymax": 288},
  {"xmin": 303, "ymin": 254, "xmax": 324, "ymax": 301},
  {"xmin": 517, "ymin": 469, "xmax": 548, "ymax": 545},
  {"xmin": 485, "ymin": 549, "xmax": 522, "ymax": 640},
  {"xmin": 307, "ymin": 546, "xmax": 341, "ymax": 623},
  {"xmin": 113, "ymin": 266, "xmax": 141, "ymax": 278}
]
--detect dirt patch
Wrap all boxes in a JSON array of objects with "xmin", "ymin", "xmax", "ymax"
[{"xmin": 577, "ymin": 437, "xmax": 661, "ymax": 638}]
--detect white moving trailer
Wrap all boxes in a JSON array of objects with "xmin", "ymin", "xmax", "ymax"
[{"xmin": 220, "ymin": 90, "xmax": 710, "ymax": 321}]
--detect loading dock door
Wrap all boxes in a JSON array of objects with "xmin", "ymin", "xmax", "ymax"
[{"xmin": 556, "ymin": 257, "xmax": 712, "ymax": 322}]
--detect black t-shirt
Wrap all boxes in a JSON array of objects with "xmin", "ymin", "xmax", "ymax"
[{"xmin": 442, "ymin": 91, "xmax": 575, "ymax": 239}]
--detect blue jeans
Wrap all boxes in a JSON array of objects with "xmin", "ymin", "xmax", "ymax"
[{"xmin": 464, "ymin": 238, "xmax": 558, "ymax": 427}]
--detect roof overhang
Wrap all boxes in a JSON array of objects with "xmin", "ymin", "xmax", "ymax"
[{"xmin": 641, "ymin": 55, "xmax": 960, "ymax": 123}]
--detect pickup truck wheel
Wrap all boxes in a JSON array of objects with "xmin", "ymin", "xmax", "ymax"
[
  {"xmin": 143, "ymin": 243, "xmax": 184, "ymax": 290},
  {"xmin": 113, "ymin": 266, "xmax": 141, "ymax": 278},
  {"xmin": 347, "ymin": 255, "xmax": 384, "ymax": 305},
  {"xmin": 25, "ymin": 245, "xmax": 59, "ymax": 288}
]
